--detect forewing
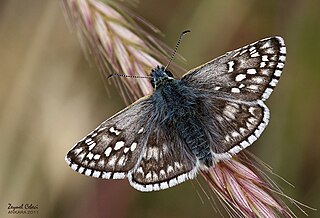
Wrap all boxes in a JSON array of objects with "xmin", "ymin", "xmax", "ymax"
[
  {"xmin": 182, "ymin": 37, "xmax": 286, "ymax": 102},
  {"xmin": 65, "ymin": 97, "xmax": 153, "ymax": 180}
]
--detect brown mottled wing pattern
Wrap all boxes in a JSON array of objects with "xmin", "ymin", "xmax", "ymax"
[
  {"xmin": 65, "ymin": 97, "xmax": 153, "ymax": 180},
  {"xmin": 129, "ymin": 125, "xmax": 197, "ymax": 191},
  {"xmin": 182, "ymin": 37, "xmax": 286, "ymax": 159},
  {"xmin": 66, "ymin": 96, "xmax": 198, "ymax": 192}
]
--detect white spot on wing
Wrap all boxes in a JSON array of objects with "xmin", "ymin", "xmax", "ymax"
[
  {"xmin": 138, "ymin": 127, "xmax": 144, "ymax": 134},
  {"xmin": 85, "ymin": 138, "xmax": 92, "ymax": 144},
  {"xmin": 249, "ymin": 46, "xmax": 256, "ymax": 52},
  {"xmin": 269, "ymin": 78, "xmax": 278, "ymax": 87},
  {"xmin": 248, "ymin": 117, "xmax": 256, "ymax": 124},
  {"xmin": 108, "ymin": 155, "xmax": 117, "ymax": 166},
  {"xmin": 77, "ymin": 153, "xmax": 85, "ymax": 162},
  {"xmin": 153, "ymin": 183, "xmax": 160, "ymax": 191},
  {"xmin": 93, "ymin": 170, "xmax": 101, "ymax": 178},
  {"xmin": 231, "ymin": 87, "xmax": 240, "ymax": 93},
  {"xmin": 262, "ymin": 55, "xmax": 269, "ymax": 61},
  {"xmin": 71, "ymin": 163, "xmax": 78, "ymax": 171},
  {"xmin": 114, "ymin": 141, "xmax": 125, "ymax": 150},
  {"xmin": 254, "ymin": 126, "xmax": 264, "ymax": 138},
  {"xmin": 146, "ymin": 147, "xmax": 159, "ymax": 160},
  {"xmin": 262, "ymin": 88, "xmax": 273, "ymax": 100},
  {"xmin": 212, "ymin": 152, "xmax": 232, "ymax": 161},
  {"xmin": 88, "ymin": 142, "xmax": 96, "ymax": 151},
  {"xmin": 224, "ymin": 109, "xmax": 236, "ymax": 120},
  {"xmin": 153, "ymin": 172, "xmax": 159, "ymax": 181},
  {"xmin": 102, "ymin": 172, "xmax": 111, "ymax": 179},
  {"xmin": 248, "ymin": 135, "xmax": 257, "ymax": 144},
  {"xmin": 124, "ymin": 147, "xmax": 130, "ymax": 153},
  {"xmin": 174, "ymin": 162, "xmax": 181, "ymax": 169},
  {"xmin": 274, "ymin": 69, "xmax": 282, "ymax": 77},
  {"xmin": 87, "ymin": 152, "xmax": 94, "ymax": 160},
  {"xmin": 167, "ymin": 166, "xmax": 174, "ymax": 174},
  {"xmin": 98, "ymin": 159, "xmax": 105, "ymax": 166},
  {"xmin": 239, "ymin": 84, "xmax": 245, "ymax": 88},
  {"xmin": 118, "ymin": 155, "xmax": 126, "ymax": 166},
  {"xmin": 160, "ymin": 182, "xmax": 169, "ymax": 189},
  {"xmin": 177, "ymin": 174, "xmax": 186, "ymax": 183},
  {"xmin": 78, "ymin": 167, "xmax": 85, "ymax": 174},
  {"xmin": 251, "ymin": 52, "xmax": 260, "ymax": 57},
  {"xmin": 225, "ymin": 135, "xmax": 232, "ymax": 142},
  {"xmin": 261, "ymin": 69, "xmax": 271, "ymax": 76},
  {"xmin": 248, "ymin": 107, "xmax": 256, "ymax": 115},
  {"xmin": 146, "ymin": 172, "xmax": 152, "ymax": 180},
  {"xmin": 261, "ymin": 40, "xmax": 271, "ymax": 49},
  {"xmin": 145, "ymin": 184, "xmax": 152, "ymax": 191},
  {"xmin": 227, "ymin": 61, "xmax": 235, "ymax": 72},
  {"xmin": 246, "ymin": 122, "xmax": 253, "ymax": 129},
  {"xmin": 247, "ymin": 84, "xmax": 259, "ymax": 90},
  {"xmin": 160, "ymin": 170, "xmax": 166, "ymax": 177},
  {"xmin": 231, "ymin": 131, "xmax": 240, "ymax": 138},
  {"xmin": 86, "ymin": 140, "xmax": 94, "ymax": 145},
  {"xmin": 235, "ymin": 74, "xmax": 246, "ymax": 82},
  {"xmin": 277, "ymin": 62, "xmax": 284, "ymax": 69},
  {"xmin": 239, "ymin": 127, "xmax": 247, "ymax": 135},
  {"xmin": 260, "ymin": 62, "xmax": 266, "ymax": 68},
  {"xmin": 279, "ymin": 55, "xmax": 286, "ymax": 62},
  {"xmin": 73, "ymin": 147, "xmax": 83, "ymax": 155},
  {"xmin": 228, "ymin": 145, "xmax": 242, "ymax": 155},
  {"xmin": 109, "ymin": 127, "xmax": 121, "ymax": 135},
  {"xmin": 253, "ymin": 77, "xmax": 264, "ymax": 83},
  {"xmin": 280, "ymin": 47, "xmax": 286, "ymax": 54},
  {"xmin": 93, "ymin": 154, "xmax": 101, "ymax": 160},
  {"xmin": 104, "ymin": 147, "xmax": 112, "ymax": 157},
  {"xmin": 169, "ymin": 178, "xmax": 178, "ymax": 187},
  {"xmin": 240, "ymin": 140, "xmax": 250, "ymax": 148},
  {"xmin": 130, "ymin": 142, "xmax": 137, "ymax": 151},
  {"xmin": 113, "ymin": 172, "xmax": 125, "ymax": 179},
  {"xmin": 85, "ymin": 169, "xmax": 92, "ymax": 176},
  {"xmin": 247, "ymin": 69, "xmax": 257, "ymax": 74},
  {"xmin": 137, "ymin": 167, "xmax": 144, "ymax": 174}
]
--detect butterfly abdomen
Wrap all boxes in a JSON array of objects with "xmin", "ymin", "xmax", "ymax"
[
  {"xmin": 175, "ymin": 116, "xmax": 213, "ymax": 167},
  {"xmin": 153, "ymin": 79, "xmax": 213, "ymax": 167}
]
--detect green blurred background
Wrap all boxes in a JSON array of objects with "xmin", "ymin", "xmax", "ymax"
[{"xmin": 1, "ymin": 0, "xmax": 319, "ymax": 217}]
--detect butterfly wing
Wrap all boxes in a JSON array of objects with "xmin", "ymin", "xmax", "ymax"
[
  {"xmin": 181, "ymin": 37, "xmax": 286, "ymax": 159},
  {"xmin": 182, "ymin": 37, "xmax": 286, "ymax": 102},
  {"xmin": 65, "ymin": 97, "xmax": 154, "ymax": 180},
  {"xmin": 199, "ymin": 98, "xmax": 270, "ymax": 160},
  {"xmin": 129, "ymin": 125, "xmax": 198, "ymax": 192},
  {"xmin": 66, "ymin": 96, "xmax": 198, "ymax": 191}
]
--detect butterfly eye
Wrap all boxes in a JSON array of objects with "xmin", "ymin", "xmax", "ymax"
[{"xmin": 165, "ymin": 70, "xmax": 173, "ymax": 77}]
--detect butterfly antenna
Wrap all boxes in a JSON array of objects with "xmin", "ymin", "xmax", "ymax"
[
  {"xmin": 164, "ymin": 30, "xmax": 191, "ymax": 71},
  {"xmin": 107, "ymin": 73, "xmax": 152, "ymax": 79}
]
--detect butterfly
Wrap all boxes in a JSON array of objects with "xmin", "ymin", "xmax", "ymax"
[{"xmin": 65, "ymin": 36, "xmax": 286, "ymax": 192}]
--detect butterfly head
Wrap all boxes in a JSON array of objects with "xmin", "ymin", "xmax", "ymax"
[{"xmin": 150, "ymin": 66, "xmax": 174, "ymax": 89}]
